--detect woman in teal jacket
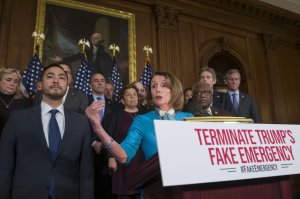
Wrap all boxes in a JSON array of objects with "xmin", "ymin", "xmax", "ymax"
[{"xmin": 86, "ymin": 72, "xmax": 193, "ymax": 164}]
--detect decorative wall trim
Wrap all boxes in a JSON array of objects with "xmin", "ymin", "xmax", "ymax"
[
  {"xmin": 261, "ymin": 33, "xmax": 278, "ymax": 52},
  {"xmin": 217, "ymin": 36, "xmax": 231, "ymax": 52},
  {"xmin": 208, "ymin": 0, "xmax": 300, "ymax": 28},
  {"xmin": 154, "ymin": 5, "xmax": 178, "ymax": 32}
]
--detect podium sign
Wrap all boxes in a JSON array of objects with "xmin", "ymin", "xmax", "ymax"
[{"xmin": 154, "ymin": 120, "xmax": 300, "ymax": 187}]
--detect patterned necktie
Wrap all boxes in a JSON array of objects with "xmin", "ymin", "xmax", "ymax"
[
  {"xmin": 232, "ymin": 93, "xmax": 239, "ymax": 115},
  {"xmin": 154, "ymin": 107, "xmax": 176, "ymax": 120},
  {"xmin": 97, "ymin": 96, "xmax": 104, "ymax": 121},
  {"xmin": 48, "ymin": 109, "xmax": 61, "ymax": 199}
]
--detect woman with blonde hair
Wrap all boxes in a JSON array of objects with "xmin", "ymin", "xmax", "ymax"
[{"xmin": 0, "ymin": 67, "xmax": 31, "ymax": 137}]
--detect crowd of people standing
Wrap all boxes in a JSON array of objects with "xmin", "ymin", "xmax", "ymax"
[{"xmin": 0, "ymin": 61, "xmax": 261, "ymax": 199}]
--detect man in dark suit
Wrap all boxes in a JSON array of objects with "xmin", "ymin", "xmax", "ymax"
[
  {"xmin": 0, "ymin": 64, "xmax": 93, "ymax": 199},
  {"xmin": 224, "ymin": 68, "xmax": 261, "ymax": 123},
  {"xmin": 34, "ymin": 62, "xmax": 88, "ymax": 114},
  {"xmin": 199, "ymin": 66, "xmax": 225, "ymax": 108},
  {"xmin": 184, "ymin": 66, "xmax": 225, "ymax": 111},
  {"xmin": 187, "ymin": 81, "xmax": 232, "ymax": 116},
  {"xmin": 89, "ymin": 73, "xmax": 116, "ymax": 199},
  {"xmin": 51, "ymin": 33, "xmax": 112, "ymax": 78}
]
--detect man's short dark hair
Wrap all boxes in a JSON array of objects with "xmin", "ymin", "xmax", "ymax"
[{"xmin": 41, "ymin": 64, "xmax": 68, "ymax": 80}]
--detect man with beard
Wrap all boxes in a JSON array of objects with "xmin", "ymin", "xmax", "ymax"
[
  {"xmin": 0, "ymin": 64, "xmax": 93, "ymax": 199},
  {"xmin": 33, "ymin": 62, "xmax": 89, "ymax": 114}
]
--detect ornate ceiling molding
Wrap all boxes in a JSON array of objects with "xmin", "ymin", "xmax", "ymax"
[
  {"xmin": 196, "ymin": 0, "xmax": 300, "ymax": 29},
  {"xmin": 132, "ymin": 0, "xmax": 300, "ymax": 30}
]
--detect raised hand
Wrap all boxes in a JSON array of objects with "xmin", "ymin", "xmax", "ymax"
[{"xmin": 85, "ymin": 101, "xmax": 105, "ymax": 129}]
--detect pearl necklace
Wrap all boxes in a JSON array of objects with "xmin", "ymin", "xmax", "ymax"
[{"xmin": 0, "ymin": 95, "xmax": 15, "ymax": 109}]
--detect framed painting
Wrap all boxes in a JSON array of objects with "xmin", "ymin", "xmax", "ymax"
[{"xmin": 35, "ymin": 0, "xmax": 136, "ymax": 83}]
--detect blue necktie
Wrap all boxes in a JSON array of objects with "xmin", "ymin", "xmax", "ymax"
[
  {"xmin": 48, "ymin": 109, "xmax": 61, "ymax": 199},
  {"xmin": 232, "ymin": 93, "xmax": 239, "ymax": 115},
  {"xmin": 97, "ymin": 97, "xmax": 104, "ymax": 121},
  {"xmin": 49, "ymin": 109, "xmax": 61, "ymax": 160}
]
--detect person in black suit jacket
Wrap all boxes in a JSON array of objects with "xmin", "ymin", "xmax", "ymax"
[
  {"xmin": 33, "ymin": 62, "xmax": 88, "ymax": 114},
  {"xmin": 184, "ymin": 66, "xmax": 225, "ymax": 111},
  {"xmin": 0, "ymin": 64, "xmax": 93, "ymax": 199},
  {"xmin": 51, "ymin": 33, "xmax": 112, "ymax": 78},
  {"xmin": 187, "ymin": 82, "xmax": 232, "ymax": 117},
  {"xmin": 89, "ymin": 73, "xmax": 116, "ymax": 199},
  {"xmin": 224, "ymin": 69, "xmax": 261, "ymax": 123}
]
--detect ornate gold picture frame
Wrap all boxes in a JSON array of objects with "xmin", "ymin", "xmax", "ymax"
[{"xmin": 35, "ymin": 0, "xmax": 136, "ymax": 83}]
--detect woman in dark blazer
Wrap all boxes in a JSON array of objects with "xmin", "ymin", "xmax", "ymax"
[{"xmin": 104, "ymin": 83, "xmax": 145, "ymax": 199}]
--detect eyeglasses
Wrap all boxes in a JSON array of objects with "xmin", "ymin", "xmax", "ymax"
[{"xmin": 194, "ymin": 90, "xmax": 212, "ymax": 96}]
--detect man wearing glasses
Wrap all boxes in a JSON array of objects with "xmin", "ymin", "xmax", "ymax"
[{"xmin": 187, "ymin": 82, "xmax": 232, "ymax": 116}]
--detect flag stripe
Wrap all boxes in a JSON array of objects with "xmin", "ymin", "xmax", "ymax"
[
  {"xmin": 139, "ymin": 60, "xmax": 154, "ymax": 89},
  {"xmin": 22, "ymin": 53, "xmax": 43, "ymax": 97},
  {"xmin": 108, "ymin": 57, "xmax": 123, "ymax": 102},
  {"xmin": 74, "ymin": 54, "xmax": 92, "ymax": 95}
]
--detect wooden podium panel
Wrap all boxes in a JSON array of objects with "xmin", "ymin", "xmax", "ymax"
[{"xmin": 127, "ymin": 154, "xmax": 292, "ymax": 199}]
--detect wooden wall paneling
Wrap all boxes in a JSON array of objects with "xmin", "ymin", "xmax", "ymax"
[
  {"xmin": 247, "ymin": 36, "xmax": 274, "ymax": 123},
  {"xmin": 154, "ymin": 6, "xmax": 181, "ymax": 78},
  {"xmin": 196, "ymin": 24, "xmax": 250, "ymax": 79},
  {"xmin": 134, "ymin": 9, "xmax": 155, "ymax": 79},
  {"xmin": 0, "ymin": 0, "xmax": 13, "ymax": 66},
  {"xmin": 177, "ymin": 21, "xmax": 197, "ymax": 89},
  {"xmin": 261, "ymin": 33, "xmax": 289, "ymax": 124},
  {"xmin": 277, "ymin": 42, "xmax": 300, "ymax": 124},
  {"xmin": 5, "ymin": 0, "xmax": 37, "ymax": 70}
]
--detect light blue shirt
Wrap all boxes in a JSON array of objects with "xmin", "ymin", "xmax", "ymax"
[
  {"xmin": 92, "ymin": 94, "xmax": 105, "ymax": 113},
  {"xmin": 120, "ymin": 111, "xmax": 193, "ymax": 164},
  {"xmin": 41, "ymin": 101, "xmax": 65, "ymax": 146},
  {"xmin": 228, "ymin": 90, "xmax": 240, "ymax": 105}
]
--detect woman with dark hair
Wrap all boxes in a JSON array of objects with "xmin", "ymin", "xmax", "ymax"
[
  {"xmin": 0, "ymin": 67, "xmax": 31, "ymax": 138},
  {"xmin": 104, "ymin": 83, "xmax": 144, "ymax": 199},
  {"xmin": 86, "ymin": 71, "xmax": 193, "ymax": 164}
]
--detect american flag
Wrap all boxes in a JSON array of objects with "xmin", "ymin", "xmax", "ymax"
[
  {"xmin": 139, "ymin": 60, "xmax": 154, "ymax": 89},
  {"xmin": 21, "ymin": 52, "xmax": 43, "ymax": 97},
  {"xmin": 74, "ymin": 54, "xmax": 92, "ymax": 95},
  {"xmin": 108, "ymin": 57, "xmax": 123, "ymax": 102}
]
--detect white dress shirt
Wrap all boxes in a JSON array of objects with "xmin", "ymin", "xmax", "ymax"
[{"xmin": 41, "ymin": 101, "xmax": 65, "ymax": 146}]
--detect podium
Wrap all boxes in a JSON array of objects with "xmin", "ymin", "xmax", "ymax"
[{"xmin": 128, "ymin": 154, "xmax": 292, "ymax": 199}]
